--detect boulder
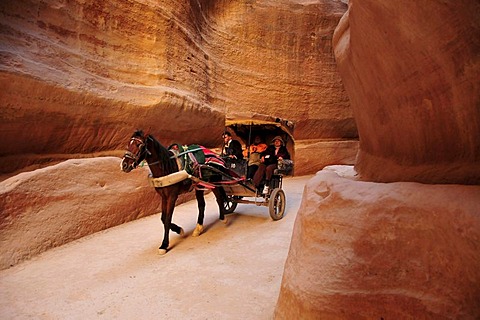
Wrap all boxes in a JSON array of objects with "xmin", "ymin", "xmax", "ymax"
[
  {"xmin": 0, "ymin": 157, "xmax": 194, "ymax": 270},
  {"xmin": 275, "ymin": 166, "xmax": 480, "ymax": 319}
]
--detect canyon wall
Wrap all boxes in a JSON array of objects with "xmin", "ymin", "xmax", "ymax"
[
  {"xmin": 0, "ymin": 0, "xmax": 355, "ymax": 177},
  {"xmin": 0, "ymin": 0, "xmax": 354, "ymax": 268},
  {"xmin": 0, "ymin": 0, "xmax": 226, "ymax": 176},
  {"xmin": 275, "ymin": 1, "xmax": 480, "ymax": 318},
  {"xmin": 333, "ymin": 0, "xmax": 480, "ymax": 184}
]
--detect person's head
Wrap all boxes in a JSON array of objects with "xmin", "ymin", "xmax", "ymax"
[
  {"xmin": 222, "ymin": 131, "xmax": 232, "ymax": 142},
  {"xmin": 253, "ymin": 136, "xmax": 262, "ymax": 144},
  {"xmin": 271, "ymin": 136, "xmax": 284, "ymax": 147}
]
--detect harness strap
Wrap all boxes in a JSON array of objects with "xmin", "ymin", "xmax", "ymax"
[
  {"xmin": 148, "ymin": 170, "xmax": 190, "ymax": 188},
  {"xmin": 169, "ymin": 147, "xmax": 203, "ymax": 159}
]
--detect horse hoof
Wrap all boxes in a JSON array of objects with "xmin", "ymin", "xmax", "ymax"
[
  {"xmin": 192, "ymin": 224, "xmax": 204, "ymax": 237},
  {"xmin": 179, "ymin": 228, "xmax": 185, "ymax": 237},
  {"xmin": 158, "ymin": 248, "xmax": 167, "ymax": 255},
  {"xmin": 222, "ymin": 217, "xmax": 228, "ymax": 224}
]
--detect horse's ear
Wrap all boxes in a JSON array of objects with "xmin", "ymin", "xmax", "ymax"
[{"xmin": 133, "ymin": 129, "xmax": 144, "ymax": 138}]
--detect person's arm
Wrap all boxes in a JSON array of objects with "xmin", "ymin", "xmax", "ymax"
[
  {"xmin": 279, "ymin": 147, "xmax": 290, "ymax": 160},
  {"xmin": 257, "ymin": 143, "xmax": 267, "ymax": 153}
]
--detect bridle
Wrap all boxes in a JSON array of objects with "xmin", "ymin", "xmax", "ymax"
[{"xmin": 123, "ymin": 136, "xmax": 149, "ymax": 169}]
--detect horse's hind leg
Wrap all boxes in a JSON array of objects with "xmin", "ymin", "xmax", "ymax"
[{"xmin": 192, "ymin": 189, "xmax": 205, "ymax": 237}]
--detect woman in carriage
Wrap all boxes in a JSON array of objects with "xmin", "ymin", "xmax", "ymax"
[{"xmin": 252, "ymin": 136, "xmax": 290, "ymax": 194}]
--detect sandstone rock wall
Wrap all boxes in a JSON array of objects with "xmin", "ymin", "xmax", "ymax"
[
  {"xmin": 294, "ymin": 138, "xmax": 357, "ymax": 176},
  {"xmin": 1, "ymin": 0, "xmax": 356, "ymax": 177},
  {"xmin": 0, "ymin": 0, "xmax": 225, "ymax": 175},
  {"xmin": 333, "ymin": 0, "xmax": 480, "ymax": 184},
  {"xmin": 205, "ymin": 0, "xmax": 355, "ymax": 140},
  {"xmin": 275, "ymin": 1, "xmax": 480, "ymax": 319},
  {"xmin": 275, "ymin": 166, "xmax": 480, "ymax": 319},
  {"xmin": 0, "ymin": 157, "xmax": 195, "ymax": 270}
]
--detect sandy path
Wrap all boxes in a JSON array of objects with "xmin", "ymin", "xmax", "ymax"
[{"xmin": 0, "ymin": 175, "xmax": 311, "ymax": 320}]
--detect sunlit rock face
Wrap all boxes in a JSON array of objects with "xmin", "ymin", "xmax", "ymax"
[
  {"xmin": 0, "ymin": 0, "xmax": 224, "ymax": 175},
  {"xmin": 275, "ymin": 166, "xmax": 480, "ymax": 319},
  {"xmin": 333, "ymin": 0, "xmax": 480, "ymax": 184},
  {"xmin": 0, "ymin": 157, "xmax": 195, "ymax": 270},
  {"xmin": 0, "ymin": 0, "xmax": 355, "ymax": 176},
  {"xmin": 205, "ymin": 0, "xmax": 354, "ymax": 140}
]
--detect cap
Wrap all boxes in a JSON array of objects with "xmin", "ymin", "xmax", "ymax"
[{"xmin": 271, "ymin": 136, "xmax": 284, "ymax": 145}]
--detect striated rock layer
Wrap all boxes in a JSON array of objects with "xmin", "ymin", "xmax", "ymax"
[
  {"xmin": 0, "ymin": 0, "xmax": 356, "ymax": 176},
  {"xmin": 0, "ymin": 157, "xmax": 195, "ymax": 270},
  {"xmin": 207, "ymin": 0, "xmax": 354, "ymax": 140},
  {"xmin": 0, "ymin": 0, "xmax": 225, "ymax": 175},
  {"xmin": 275, "ymin": 166, "xmax": 480, "ymax": 319},
  {"xmin": 333, "ymin": 0, "xmax": 480, "ymax": 184}
]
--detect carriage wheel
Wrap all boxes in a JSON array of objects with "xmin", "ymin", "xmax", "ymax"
[
  {"xmin": 268, "ymin": 188, "xmax": 286, "ymax": 220},
  {"xmin": 223, "ymin": 195, "xmax": 238, "ymax": 214}
]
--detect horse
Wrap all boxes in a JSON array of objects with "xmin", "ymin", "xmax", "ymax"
[{"xmin": 120, "ymin": 130, "xmax": 228, "ymax": 255}]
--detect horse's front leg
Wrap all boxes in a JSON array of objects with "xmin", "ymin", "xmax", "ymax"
[
  {"xmin": 213, "ymin": 187, "xmax": 228, "ymax": 224},
  {"xmin": 192, "ymin": 189, "xmax": 205, "ymax": 237},
  {"xmin": 158, "ymin": 194, "xmax": 178, "ymax": 255}
]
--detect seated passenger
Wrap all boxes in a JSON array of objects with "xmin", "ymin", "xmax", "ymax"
[
  {"xmin": 243, "ymin": 135, "xmax": 267, "ymax": 180},
  {"xmin": 253, "ymin": 136, "xmax": 290, "ymax": 194}
]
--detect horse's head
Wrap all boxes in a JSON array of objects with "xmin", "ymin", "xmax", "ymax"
[{"xmin": 121, "ymin": 130, "xmax": 149, "ymax": 173}]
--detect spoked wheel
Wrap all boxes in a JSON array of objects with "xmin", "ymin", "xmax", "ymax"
[
  {"xmin": 223, "ymin": 195, "xmax": 238, "ymax": 214},
  {"xmin": 268, "ymin": 188, "xmax": 286, "ymax": 220}
]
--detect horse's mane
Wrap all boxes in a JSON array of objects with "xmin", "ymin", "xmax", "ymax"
[{"xmin": 146, "ymin": 134, "xmax": 178, "ymax": 174}]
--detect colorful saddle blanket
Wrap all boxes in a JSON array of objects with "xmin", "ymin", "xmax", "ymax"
[{"xmin": 168, "ymin": 144, "xmax": 225, "ymax": 178}]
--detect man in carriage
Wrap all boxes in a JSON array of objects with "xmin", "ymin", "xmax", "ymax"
[{"xmin": 221, "ymin": 131, "xmax": 245, "ymax": 176}]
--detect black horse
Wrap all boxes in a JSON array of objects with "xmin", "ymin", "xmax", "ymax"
[{"xmin": 120, "ymin": 130, "xmax": 228, "ymax": 255}]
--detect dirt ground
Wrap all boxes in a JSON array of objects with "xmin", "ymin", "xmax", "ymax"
[{"xmin": 0, "ymin": 175, "xmax": 311, "ymax": 320}]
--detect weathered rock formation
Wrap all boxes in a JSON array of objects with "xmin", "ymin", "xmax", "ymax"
[
  {"xmin": 0, "ymin": 157, "xmax": 195, "ymax": 270},
  {"xmin": 333, "ymin": 0, "xmax": 480, "ymax": 184},
  {"xmin": 275, "ymin": 166, "xmax": 480, "ymax": 319},
  {"xmin": 0, "ymin": 0, "xmax": 356, "ymax": 177},
  {"xmin": 276, "ymin": 1, "xmax": 480, "ymax": 319},
  {"xmin": 209, "ymin": 0, "xmax": 354, "ymax": 140},
  {"xmin": 0, "ymin": 0, "xmax": 226, "ymax": 175}
]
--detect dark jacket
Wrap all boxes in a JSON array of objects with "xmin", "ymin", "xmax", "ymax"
[
  {"xmin": 261, "ymin": 145, "xmax": 290, "ymax": 166},
  {"xmin": 223, "ymin": 139, "xmax": 243, "ymax": 160}
]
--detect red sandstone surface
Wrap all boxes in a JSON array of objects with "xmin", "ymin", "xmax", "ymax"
[{"xmin": 1, "ymin": 0, "xmax": 479, "ymax": 318}]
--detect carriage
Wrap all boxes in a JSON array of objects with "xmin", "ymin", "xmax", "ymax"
[
  {"xmin": 147, "ymin": 146, "xmax": 289, "ymax": 221},
  {"xmin": 194, "ymin": 161, "xmax": 288, "ymax": 221}
]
